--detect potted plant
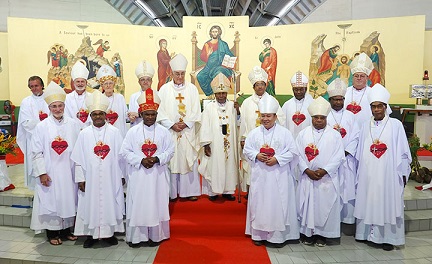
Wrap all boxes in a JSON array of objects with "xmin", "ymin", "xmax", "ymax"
[
  {"xmin": 0, "ymin": 128, "xmax": 15, "ymax": 191},
  {"xmin": 409, "ymin": 134, "xmax": 432, "ymax": 183}
]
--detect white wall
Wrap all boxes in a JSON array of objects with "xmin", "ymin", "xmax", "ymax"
[
  {"xmin": 0, "ymin": 0, "xmax": 131, "ymax": 32},
  {"xmin": 303, "ymin": 0, "xmax": 432, "ymax": 30}
]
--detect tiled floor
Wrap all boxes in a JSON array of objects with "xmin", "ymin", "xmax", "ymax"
[{"xmin": 3, "ymin": 164, "xmax": 432, "ymax": 263}]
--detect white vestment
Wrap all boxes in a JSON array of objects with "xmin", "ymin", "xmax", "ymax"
[
  {"xmin": 327, "ymin": 108, "xmax": 359, "ymax": 224},
  {"xmin": 198, "ymin": 100, "xmax": 238, "ymax": 195},
  {"xmin": 157, "ymin": 81, "xmax": 201, "ymax": 198},
  {"xmin": 30, "ymin": 116, "xmax": 80, "ymax": 233},
  {"xmin": 281, "ymin": 93, "xmax": 314, "ymax": 138},
  {"xmin": 354, "ymin": 116, "xmax": 411, "ymax": 245},
  {"xmin": 71, "ymin": 124, "xmax": 125, "ymax": 238},
  {"xmin": 344, "ymin": 86, "xmax": 372, "ymax": 127},
  {"xmin": 296, "ymin": 125, "xmax": 345, "ymax": 238},
  {"xmin": 106, "ymin": 93, "xmax": 128, "ymax": 137},
  {"xmin": 16, "ymin": 94, "xmax": 49, "ymax": 189},
  {"xmin": 120, "ymin": 122, "xmax": 174, "ymax": 243},
  {"xmin": 64, "ymin": 91, "xmax": 91, "ymax": 130},
  {"xmin": 243, "ymin": 124, "xmax": 299, "ymax": 243},
  {"xmin": 239, "ymin": 92, "xmax": 285, "ymax": 190}
]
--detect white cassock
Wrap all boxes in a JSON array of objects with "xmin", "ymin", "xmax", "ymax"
[
  {"xmin": 64, "ymin": 91, "xmax": 91, "ymax": 130},
  {"xmin": 157, "ymin": 81, "xmax": 201, "ymax": 199},
  {"xmin": 120, "ymin": 122, "xmax": 174, "ymax": 243},
  {"xmin": 30, "ymin": 116, "xmax": 80, "ymax": 233},
  {"xmin": 198, "ymin": 100, "xmax": 238, "ymax": 195},
  {"xmin": 281, "ymin": 93, "xmax": 314, "ymax": 138},
  {"xmin": 239, "ymin": 92, "xmax": 285, "ymax": 191},
  {"xmin": 354, "ymin": 116, "xmax": 411, "ymax": 245},
  {"xmin": 16, "ymin": 94, "xmax": 49, "ymax": 189},
  {"xmin": 106, "ymin": 93, "xmax": 128, "ymax": 137},
  {"xmin": 296, "ymin": 125, "xmax": 345, "ymax": 238},
  {"xmin": 327, "ymin": 108, "xmax": 359, "ymax": 224},
  {"xmin": 71, "ymin": 123, "xmax": 125, "ymax": 239},
  {"xmin": 243, "ymin": 124, "xmax": 299, "ymax": 243},
  {"xmin": 344, "ymin": 86, "xmax": 372, "ymax": 127}
]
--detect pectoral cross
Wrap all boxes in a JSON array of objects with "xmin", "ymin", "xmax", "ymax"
[
  {"xmin": 176, "ymin": 93, "xmax": 184, "ymax": 103},
  {"xmin": 372, "ymin": 145, "xmax": 377, "ymax": 152},
  {"xmin": 313, "ymin": 145, "xmax": 317, "ymax": 155}
]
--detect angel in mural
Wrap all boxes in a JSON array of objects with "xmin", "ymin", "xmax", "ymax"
[
  {"xmin": 259, "ymin": 38, "xmax": 277, "ymax": 96},
  {"xmin": 93, "ymin": 39, "xmax": 110, "ymax": 57},
  {"xmin": 47, "ymin": 46, "xmax": 60, "ymax": 68},
  {"xmin": 59, "ymin": 47, "xmax": 68, "ymax": 68},
  {"xmin": 157, "ymin": 38, "xmax": 173, "ymax": 91},
  {"xmin": 197, "ymin": 25, "xmax": 235, "ymax": 96}
]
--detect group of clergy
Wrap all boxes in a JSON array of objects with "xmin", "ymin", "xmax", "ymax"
[{"xmin": 15, "ymin": 51, "xmax": 411, "ymax": 251}]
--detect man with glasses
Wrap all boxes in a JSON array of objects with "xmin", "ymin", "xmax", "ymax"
[
  {"xmin": 282, "ymin": 71, "xmax": 314, "ymax": 138},
  {"xmin": 157, "ymin": 54, "xmax": 202, "ymax": 202},
  {"xmin": 344, "ymin": 52, "xmax": 374, "ymax": 126},
  {"xmin": 96, "ymin": 64, "xmax": 128, "ymax": 137},
  {"xmin": 129, "ymin": 60, "xmax": 155, "ymax": 127}
]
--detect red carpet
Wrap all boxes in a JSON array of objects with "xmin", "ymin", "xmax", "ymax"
[
  {"xmin": 6, "ymin": 147, "xmax": 24, "ymax": 165},
  {"xmin": 154, "ymin": 196, "xmax": 270, "ymax": 264}
]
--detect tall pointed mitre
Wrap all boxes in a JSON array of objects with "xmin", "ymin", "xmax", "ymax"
[
  {"xmin": 71, "ymin": 61, "xmax": 89, "ymax": 81},
  {"xmin": 327, "ymin": 78, "xmax": 347, "ymax": 98},
  {"xmin": 138, "ymin": 89, "xmax": 161, "ymax": 113},
  {"xmin": 169, "ymin": 54, "xmax": 188, "ymax": 71},
  {"xmin": 308, "ymin": 96, "xmax": 331, "ymax": 116},
  {"xmin": 44, "ymin": 81, "xmax": 66, "ymax": 105},
  {"xmin": 248, "ymin": 66, "xmax": 268, "ymax": 85},
  {"xmin": 97, "ymin": 64, "xmax": 117, "ymax": 84},
  {"xmin": 85, "ymin": 89, "xmax": 110, "ymax": 113},
  {"xmin": 211, "ymin": 73, "xmax": 231, "ymax": 93},
  {"xmin": 350, "ymin": 52, "xmax": 374, "ymax": 75},
  {"xmin": 135, "ymin": 60, "xmax": 155, "ymax": 79}
]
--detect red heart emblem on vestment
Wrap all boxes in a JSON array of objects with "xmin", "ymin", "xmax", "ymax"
[
  {"xmin": 39, "ymin": 112, "xmax": 48, "ymax": 121},
  {"xmin": 94, "ymin": 143, "xmax": 110, "ymax": 159},
  {"xmin": 292, "ymin": 113, "xmax": 306, "ymax": 126},
  {"xmin": 259, "ymin": 146, "xmax": 275, "ymax": 157},
  {"xmin": 346, "ymin": 103, "xmax": 362, "ymax": 114},
  {"xmin": 333, "ymin": 125, "xmax": 347, "ymax": 138},
  {"xmin": 370, "ymin": 142, "xmax": 387, "ymax": 158},
  {"xmin": 106, "ymin": 111, "xmax": 118, "ymax": 125},
  {"xmin": 51, "ymin": 137, "xmax": 68, "ymax": 155},
  {"xmin": 142, "ymin": 142, "xmax": 157, "ymax": 157},
  {"xmin": 305, "ymin": 144, "xmax": 319, "ymax": 161},
  {"xmin": 77, "ymin": 109, "xmax": 89, "ymax": 123}
]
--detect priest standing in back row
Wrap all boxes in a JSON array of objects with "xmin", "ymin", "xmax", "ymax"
[
  {"xmin": 71, "ymin": 90, "xmax": 125, "ymax": 248},
  {"xmin": 199, "ymin": 73, "xmax": 238, "ymax": 201}
]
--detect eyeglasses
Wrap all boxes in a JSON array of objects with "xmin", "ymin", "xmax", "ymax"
[{"xmin": 102, "ymin": 82, "xmax": 115, "ymax": 87}]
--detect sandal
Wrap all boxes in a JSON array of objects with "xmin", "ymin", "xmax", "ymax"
[
  {"xmin": 59, "ymin": 228, "xmax": 78, "ymax": 241},
  {"xmin": 49, "ymin": 237, "xmax": 62, "ymax": 245}
]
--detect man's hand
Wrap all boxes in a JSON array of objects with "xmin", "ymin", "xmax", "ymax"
[
  {"xmin": 171, "ymin": 122, "xmax": 187, "ymax": 132},
  {"xmin": 204, "ymin": 144, "xmax": 211, "ymax": 157},
  {"xmin": 265, "ymin": 156, "xmax": 278, "ymax": 166},
  {"xmin": 128, "ymin": 112, "xmax": 138, "ymax": 123},
  {"xmin": 78, "ymin": 181, "xmax": 86, "ymax": 192},
  {"xmin": 256, "ymin": 153, "xmax": 269, "ymax": 163},
  {"xmin": 315, "ymin": 168, "xmax": 327, "ymax": 179},
  {"xmin": 305, "ymin": 169, "xmax": 321, "ymax": 181},
  {"xmin": 39, "ymin": 174, "xmax": 51, "ymax": 187},
  {"xmin": 141, "ymin": 158, "xmax": 154, "ymax": 169}
]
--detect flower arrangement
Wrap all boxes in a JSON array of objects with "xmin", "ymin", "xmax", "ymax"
[
  {"xmin": 0, "ymin": 129, "xmax": 17, "ymax": 156},
  {"xmin": 409, "ymin": 134, "xmax": 432, "ymax": 183}
]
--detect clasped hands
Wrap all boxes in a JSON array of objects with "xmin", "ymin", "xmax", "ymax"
[
  {"xmin": 141, "ymin": 156, "xmax": 159, "ymax": 169},
  {"xmin": 256, "ymin": 153, "xmax": 278, "ymax": 166},
  {"xmin": 39, "ymin": 174, "xmax": 51, "ymax": 187},
  {"xmin": 305, "ymin": 168, "xmax": 328, "ymax": 181},
  {"xmin": 171, "ymin": 121, "xmax": 187, "ymax": 132}
]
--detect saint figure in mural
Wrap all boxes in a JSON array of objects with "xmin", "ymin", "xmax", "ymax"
[
  {"xmin": 317, "ymin": 45, "xmax": 340, "ymax": 75},
  {"xmin": 47, "ymin": 46, "xmax": 59, "ymax": 68},
  {"xmin": 368, "ymin": 45, "xmax": 381, "ymax": 86},
  {"xmin": 59, "ymin": 46, "xmax": 68, "ymax": 68},
  {"xmin": 157, "ymin": 38, "xmax": 173, "ymax": 91},
  {"xmin": 259, "ymin": 38, "xmax": 277, "ymax": 96},
  {"xmin": 197, "ymin": 25, "xmax": 234, "ymax": 96},
  {"xmin": 336, "ymin": 55, "xmax": 351, "ymax": 84}
]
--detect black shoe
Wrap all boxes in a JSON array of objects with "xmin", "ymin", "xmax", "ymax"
[
  {"xmin": 383, "ymin": 243, "xmax": 394, "ymax": 251},
  {"xmin": 208, "ymin": 195, "xmax": 218, "ymax": 201},
  {"xmin": 169, "ymin": 198, "xmax": 178, "ymax": 202},
  {"xmin": 83, "ymin": 238, "xmax": 98, "ymax": 248},
  {"xmin": 267, "ymin": 242, "xmax": 284, "ymax": 248},
  {"xmin": 302, "ymin": 236, "xmax": 314, "ymax": 246},
  {"xmin": 315, "ymin": 236, "xmax": 327, "ymax": 247},
  {"xmin": 253, "ymin": 240, "xmax": 264, "ymax": 246},
  {"xmin": 244, "ymin": 193, "xmax": 248, "ymax": 199},
  {"xmin": 103, "ymin": 236, "xmax": 118, "ymax": 245},
  {"xmin": 222, "ymin": 194, "xmax": 236, "ymax": 201},
  {"xmin": 128, "ymin": 242, "xmax": 140, "ymax": 248},
  {"xmin": 188, "ymin": 196, "xmax": 198, "ymax": 201},
  {"xmin": 148, "ymin": 240, "xmax": 160, "ymax": 247}
]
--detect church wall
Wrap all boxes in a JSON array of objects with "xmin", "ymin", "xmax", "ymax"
[{"xmin": 0, "ymin": 32, "xmax": 9, "ymax": 100}]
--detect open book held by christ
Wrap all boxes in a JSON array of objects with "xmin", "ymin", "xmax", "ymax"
[{"xmin": 222, "ymin": 55, "xmax": 237, "ymax": 69}]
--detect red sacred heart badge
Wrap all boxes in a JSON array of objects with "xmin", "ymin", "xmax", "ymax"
[
  {"xmin": 77, "ymin": 109, "xmax": 89, "ymax": 123},
  {"xmin": 259, "ymin": 144, "xmax": 275, "ymax": 157},
  {"xmin": 106, "ymin": 110, "xmax": 119, "ymax": 125},
  {"xmin": 292, "ymin": 112, "xmax": 306, "ymax": 126},
  {"xmin": 305, "ymin": 143, "xmax": 319, "ymax": 162},
  {"xmin": 370, "ymin": 141, "xmax": 387, "ymax": 159},
  {"xmin": 94, "ymin": 141, "xmax": 110, "ymax": 159},
  {"xmin": 333, "ymin": 125, "xmax": 347, "ymax": 138},
  {"xmin": 39, "ymin": 111, "xmax": 48, "ymax": 121},
  {"xmin": 346, "ymin": 102, "xmax": 362, "ymax": 114},
  {"xmin": 142, "ymin": 140, "xmax": 157, "ymax": 157},
  {"xmin": 51, "ymin": 136, "xmax": 68, "ymax": 155}
]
